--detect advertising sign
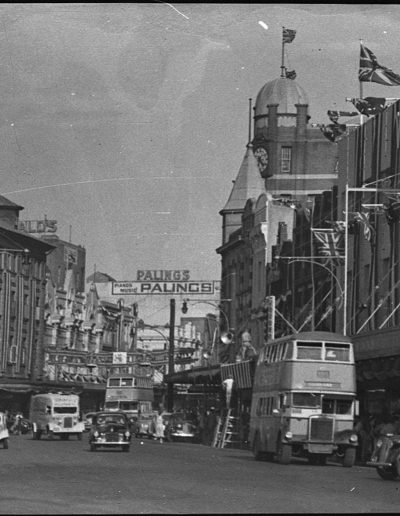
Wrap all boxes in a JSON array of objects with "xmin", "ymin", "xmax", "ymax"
[
  {"xmin": 112, "ymin": 280, "xmax": 215, "ymax": 295},
  {"xmin": 113, "ymin": 352, "xmax": 127, "ymax": 364}
]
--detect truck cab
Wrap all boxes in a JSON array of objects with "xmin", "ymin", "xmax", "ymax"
[{"xmin": 30, "ymin": 393, "xmax": 84, "ymax": 440}]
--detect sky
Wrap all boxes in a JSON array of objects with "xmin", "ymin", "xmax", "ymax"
[{"xmin": 1, "ymin": 3, "xmax": 400, "ymax": 294}]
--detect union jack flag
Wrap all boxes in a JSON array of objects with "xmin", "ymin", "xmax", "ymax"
[
  {"xmin": 353, "ymin": 211, "xmax": 375, "ymax": 241},
  {"xmin": 312, "ymin": 228, "xmax": 345, "ymax": 263},
  {"xmin": 282, "ymin": 27, "xmax": 296, "ymax": 44},
  {"xmin": 359, "ymin": 43, "xmax": 400, "ymax": 86}
]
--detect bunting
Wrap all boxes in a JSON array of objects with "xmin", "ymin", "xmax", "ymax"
[{"xmin": 359, "ymin": 43, "xmax": 400, "ymax": 86}]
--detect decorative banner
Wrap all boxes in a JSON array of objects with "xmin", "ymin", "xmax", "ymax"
[
  {"xmin": 112, "ymin": 280, "xmax": 215, "ymax": 295},
  {"xmin": 113, "ymin": 352, "xmax": 127, "ymax": 364}
]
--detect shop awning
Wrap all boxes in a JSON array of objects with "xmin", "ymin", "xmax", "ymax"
[
  {"xmin": 220, "ymin": 360, "xmax": 254, "ymax": 389},
  {"xmin": 166, "ymin": 365, "xmax": 221, "ymax": 385},
  {"xmin": 0, "ymin": 384, "xmax": 35, "ymax": 393}
]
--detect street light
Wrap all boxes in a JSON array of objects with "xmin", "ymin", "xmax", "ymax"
[{"xmin": 181, "ymin": 298, "xmax": 232, "ymax": 332}]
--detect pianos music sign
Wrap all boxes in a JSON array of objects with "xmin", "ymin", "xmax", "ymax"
[{"xmin": 112, "ymin": 269, "xmax": 216, "ymax": 295}]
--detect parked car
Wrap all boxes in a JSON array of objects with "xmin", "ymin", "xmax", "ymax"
[
  {"xmin": 82, "ymin": 412, "xmax": 97, "ymax": 432},
  {"xmin": 132, "ymin": 412, "xmax": 156, "ymax": 439},
  {"xmin": 164, "ymin": 412, "xmax": 199, "ymax": 443},
  {"xmin": 88, "ymin": 411, "xmax": 131, "ymax": 452},
  {"xmin": 0, "ymin": 412, "xmax": 9, "ymax": 449},
  {"xmin": 367, "ymin": 432, "xmax": 400, "ymax": 480}
]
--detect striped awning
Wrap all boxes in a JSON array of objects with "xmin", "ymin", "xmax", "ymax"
[{"xmin": 220, "ymin": 360, "xmax": 254, "ymax": 389}]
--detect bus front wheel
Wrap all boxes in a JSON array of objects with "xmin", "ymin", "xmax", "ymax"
[
  {"xmin": 276, "ymin": 440, "xmax": 292, "ymax": 465},
  {"xmin": 253, "ymin": 434, "xmax": 265, "ymax": 461}
]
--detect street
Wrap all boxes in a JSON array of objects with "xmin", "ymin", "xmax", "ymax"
[{"xmin": 1, "ymin": 433, "xmax": 399, "ymax": 514}]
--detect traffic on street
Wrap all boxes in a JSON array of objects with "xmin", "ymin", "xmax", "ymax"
[{"xmin": 0, "ymin": 432, "xmax": 399, "ymax": 514}]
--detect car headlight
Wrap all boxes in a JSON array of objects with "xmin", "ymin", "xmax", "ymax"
[
  {"xmin": 284, "ymin": 431, "xmax": 293, "ymax": 440},
  {"xmin": 376, "ymin": 438, "xmax": 383, "ymax": 448},
  {"xmin": 125, "ymin": 431, "xmax": 130, "ymax": 438},
  {"xmin": 94, "ymin": 430, "xmax": 99, "ymax": 438},
  {"xmin": 349, "ymin": 434, "xmax": 358, "ymax": 443}
]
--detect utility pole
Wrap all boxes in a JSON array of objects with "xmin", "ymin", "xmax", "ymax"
[{"xmin": 167, "ymin": 298, "xmax": 175, "ymax": 412}]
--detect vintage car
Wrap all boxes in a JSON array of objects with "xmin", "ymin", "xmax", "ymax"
[
  {"xmin": 0, "ymin": 412, "xmax": 9, "ymax": 449},
  {"xmin": 88, "ymin": 411, "xmax": 131, "ymax": 452},
  {"xmin": 164, "ymin": 412, "xmax": 199, "ymax": 443},
  {"xmin": 367, "ymin": 433, "xmax": 400, "ymax": 480}
]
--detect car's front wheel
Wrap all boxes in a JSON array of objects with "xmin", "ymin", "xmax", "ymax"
[
  {"xmin": 122, "ymin": 445, "xmax": 130, "ymax": 452},
  {"xmin": 90, "ymin": 443, "xmax": 97, "ymax": 452}
]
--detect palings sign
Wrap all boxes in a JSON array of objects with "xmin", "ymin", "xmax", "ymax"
[{"xmin": 112, "ymin": 269, "xmax": 215, "ymax": 295}]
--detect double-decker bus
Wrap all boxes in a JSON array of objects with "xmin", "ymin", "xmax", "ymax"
[
  {"xmin": 249, "ymin": 331, "xmax": 359, "ymax": 467},
  {"xmin": 104, "ymin": 373, "xmax": 154, "ymax": 416}
]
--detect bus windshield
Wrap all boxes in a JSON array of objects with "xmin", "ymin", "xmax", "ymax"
[
  {"xmin": 322, "ymin": 397, "xmax": 352, "ymax": 415},
  {"xmin": 292, "ymin": 393, "xmax": 322, "ymax": 408},
  {"xmin": 104, "ymin": 401, "xmax": 119, "ymax": 410}
]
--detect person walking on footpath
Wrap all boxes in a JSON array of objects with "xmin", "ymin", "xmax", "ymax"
[
  {"xmin": 153, "ymin": 410, "xmax": 165, "ymax": 443},
  {"xmin": 205, "ymin": 407, "xmax": 218, "ymax": 445}
]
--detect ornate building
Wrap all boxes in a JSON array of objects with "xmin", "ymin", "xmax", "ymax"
[
  {"xmin": 217, "ymin": 72, "xmax": 338, "ymax": 355},
  {"xmin": 0, "ymin": 196, "xmax": 54, "ymax": 413}
]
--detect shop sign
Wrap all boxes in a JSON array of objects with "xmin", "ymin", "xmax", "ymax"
[
  {"xmin": 112, "ymin": 281, "xmax": 215, "ymax": 295},
  {"xmin": 18, "ymin": 219, "xmax": 57, "ymax": 233}
]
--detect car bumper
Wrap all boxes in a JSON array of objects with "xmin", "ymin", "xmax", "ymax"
[{"xmin": 367, "ymin": 460, "xmax": 393, "ymax": 468}]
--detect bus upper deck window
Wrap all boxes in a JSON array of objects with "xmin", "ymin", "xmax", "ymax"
[
  {"xmin": 324, "ymin": 345, "xmax": 350, "ymax": 362},
  {"xmin": 296, "ymin": 342, "xmax": 322, "ymax": 360},
  {"xmin": 108, "ymin": 378, "xmax": 120, "ymax": 387}
]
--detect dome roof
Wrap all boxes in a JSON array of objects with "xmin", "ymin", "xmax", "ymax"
[{"xmin": 254, "ymin": 77, "xmax": 309, "ymax": 116}]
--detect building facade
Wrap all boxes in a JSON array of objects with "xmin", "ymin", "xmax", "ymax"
[{"xmin": 0, "ymin": 196, "xmax": 54, "ymax": 414}]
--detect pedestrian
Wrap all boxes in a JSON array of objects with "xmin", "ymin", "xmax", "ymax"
[
  {"xmin": 239, "ymin": 407, "xmax": 250, "ymax": 448},
  {"xmin": 153, "ymin": 410, "xmax": 165, "ymax": 443},
  {"xmin": 205, "ymin": 407, "xmax": 218, "ymax": 446}
]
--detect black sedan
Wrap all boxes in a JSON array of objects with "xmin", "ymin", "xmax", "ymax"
[{"xmin": 88, "ymin": 411, "xmax": 131, "ymax": 452}]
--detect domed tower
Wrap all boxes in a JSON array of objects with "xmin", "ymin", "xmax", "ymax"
[{"xmin": 251, "ymin": 75, "xmax": 337, "ymax": 200}]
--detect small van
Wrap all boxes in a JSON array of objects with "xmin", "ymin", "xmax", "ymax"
[{"xmin": 30, "ymin": 393, "xmax": 84, "ymax": 440}]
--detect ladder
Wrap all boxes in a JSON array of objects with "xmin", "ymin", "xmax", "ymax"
[{"xmin": 212, "ymin": 409, "xmax": 240, "ymax": 448}]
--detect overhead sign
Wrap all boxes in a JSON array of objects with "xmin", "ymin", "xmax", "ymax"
[
  {"xmin": 112, "ymin": 281, "xmax": 215, "ymax": 295},
  {"xmin": 18, "ymin": 219, "xmax": 57, "ymax": 233},
  {"xmin": 113, "ymin": 352, "xmax": 127, "ymax": 364}
]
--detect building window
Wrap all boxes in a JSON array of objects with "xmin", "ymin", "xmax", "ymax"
[{"xmin": 281, "ymin": 147, "xmax": 292, "ymax": 173}]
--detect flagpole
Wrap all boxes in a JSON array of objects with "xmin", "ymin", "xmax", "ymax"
[
  {"xmin": 359, "ymin": 39, "xmax": 364, "ymax": 126},
  {"xmin": 281, "ymin": 27, "xmax": 286, "ymax": 78},
  {"xmin": 343, "ymin": 184, "xmax": 349, "ymax": 335},
  {"xmin": 359, "ymin": 40, "xmax": 364, "ymax": 99}
]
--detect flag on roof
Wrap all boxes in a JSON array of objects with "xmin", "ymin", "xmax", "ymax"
[
  {"xmin": 319, "ymin": 123, "xmax": 347, "ymax": 142},
  {"xmin": 312, "ymin": 228, "xmax": 345, "ymax": 262},
  {"xmin": 327, "ymin": 110, "xmax": 359, "ymax": 124},
  {"xmin": 285, "ymin": 69, "xmax": 297, "ymax": 80},
  {"xmin": 350, "ymin": 97, "xmax": 386, "ymax": 116},
  {"xmin": 359, "ymin": 43, "xmax": 400, "ymax": 86},
  {"xmin": 282, "ymin": 27, "xmax": 296, "ymax": 44}
]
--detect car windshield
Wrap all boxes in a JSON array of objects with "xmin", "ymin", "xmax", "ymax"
[{"xmin": 96, "ymin": 415, "xmax": 126, "ymax": 425}]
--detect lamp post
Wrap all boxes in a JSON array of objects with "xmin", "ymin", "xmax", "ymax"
[
  {"xmin": 167, "ymin": 298, "xmax": 175, "ymax": 412},
  {"xmin": 181, "ymin": 298, "xmax": 232, "ymax": 363}
]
